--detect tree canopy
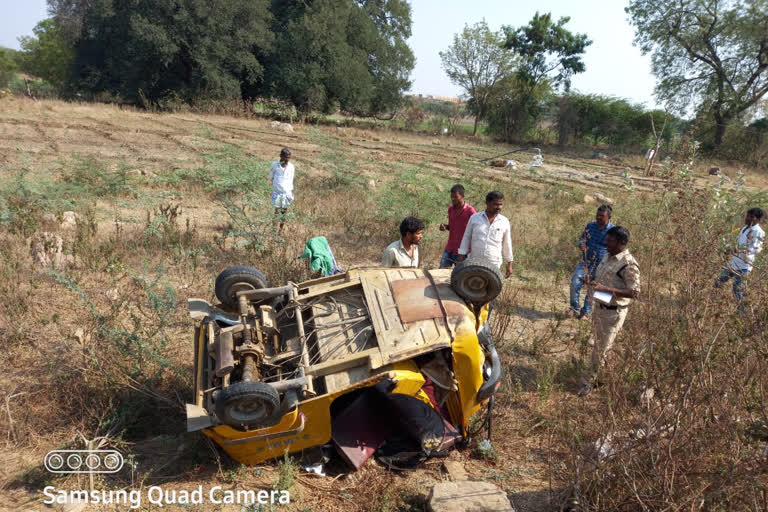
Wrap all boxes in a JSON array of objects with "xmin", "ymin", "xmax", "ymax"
[
  {"xmin": 440, "ymin": 21, "xmax": 515, "ymax": 135},
  {"xmin": 503, "ymin": 12, "xmax": 591, "ymax": 92},
  {"xmin": 36, "ymin": 0, "xmax": 414, "ymax": 114},
  {"xmin": 265, "ymin": 0, "xmax": 414, "ymax": 115},
  {"xmin": 63, "ymin": 0, "xmax": 273, "ymax": 103},
  {"xmin": 627, "ymin": 0, "xmax": 768, "ymax": 150},
  {"xmin": 18, "ymin": 18, "xmax": 74, "ymax": 89},
  {"xmin": 481, "ymin": 12, "xmax": 591, "ymax": 141},
  {"xmin": 0, "ymin": 47, "xmax": 20, "ymax": 88}
]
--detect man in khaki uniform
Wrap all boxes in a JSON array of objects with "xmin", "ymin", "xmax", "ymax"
[{"xmin": 579, "ymin": 226, "xmax": 640, "ymax": 396}]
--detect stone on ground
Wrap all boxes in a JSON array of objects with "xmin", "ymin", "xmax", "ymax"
[
  {"xmin": 442, "ymin": 460, "xmax": 468, "ymax": 481},
  {"xmin": 593, "ymin": 192, "xmax": 613, "ymax": 204},
  {"xmin": 28, "ymin": 232, "xmax": 76, "ymax": 269},
  {"xmin": 429, "ymin": 481, "xmax": 514, "ymax": 512},
  {"xmin": 60, "ymin": 211, "xmax": 78, "ymax": 229}
]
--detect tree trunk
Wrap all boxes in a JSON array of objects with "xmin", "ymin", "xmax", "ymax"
[
  {"xmin": 472, "ymin": 108, "xmax": 480, "ymax": 136},
  {"xmin": 557, "ymin": 95, "xmax": 570, "ymax": 147},
  {"xmin": 713, "ymin": 112, "xmax": 727, "ymax": 150}
]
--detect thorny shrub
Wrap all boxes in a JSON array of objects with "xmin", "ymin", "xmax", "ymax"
[
  {"xmin": 60, "ymin": 157, "xmax": 137, "ymax": 198},
  {"xmin": 402, "ymin": 104, "xmax": 426, "ymax": 130},
  {"xmin": 0, "ymin": 178, "xmax": 43, "ymax": 236},
  {"xmin": 554, "ymin": 153, "xmax": 768, "ymax": 510},
  {"xmin": 217, "ymin": 192, "xmax": 287, "ymax": 253},
  {"xmin": 43, "ymin": 267, "xmax": 184, "ymax": 431}
]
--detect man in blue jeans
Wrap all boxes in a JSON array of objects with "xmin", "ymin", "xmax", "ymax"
[
  {"xmin": 715, "ymin": 207, "xmax": 765, "ymax": 301},
  {"xmin": 568, "ymin": 205, "xmax": 614, "ymax": 319},
  {"xmin": 439, "ymin": 184, "xmax": 476, "ymax": 268}
]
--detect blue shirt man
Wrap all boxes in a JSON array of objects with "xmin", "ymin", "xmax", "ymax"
[{"xmin": 568, "ymin": 205, "xmax": 614, "ymax": 319}]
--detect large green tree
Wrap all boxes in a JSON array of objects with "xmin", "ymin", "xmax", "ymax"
[
  {"xmin": 498, "ymin": 12, "xmax": 591, "ymax": 139},
  {"xmin": 264, "ymin": 0, "xmax": 414, "ymax": 116},
  {"xmin": 46, "ymin": 0, "xmax": 94, "ymax": 42},
  {"xmin": 18, "ymin": 18, "xmax": 74, "ymax": 89},
  {"xmin": 44, "ymin": 0, "xmax": 414, "ymax": 112},
  {"xmin": 484, "ymin": 74, "xmax": 550, "ymax": 141},
  {"xmin": 0, "ymin": 47, "xmax": 19, "ymax": 88},
  {"xmin": 440, "ymin": 21, "xmax": 515, "ymax": 136},
  {"xmin": 627, "ymin": 0, "xmax": 768, "ymax": 150},
  {"xmin": 55, "ymin": 0, "xmax": 273, "ymax": 102}
]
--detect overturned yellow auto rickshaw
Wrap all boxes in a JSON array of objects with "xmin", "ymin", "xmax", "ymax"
[{"xmin": 186, "ymin": 261, "xmax": 502, "ymax": 468}]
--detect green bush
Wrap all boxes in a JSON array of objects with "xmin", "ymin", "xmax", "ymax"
[
  {"xmin": 251, "ymin": 97, "xmax": 298, "ymax": 122},
  {"xmin": 6, "ymin": 74, "xmax": 57, "ymax": 100},
  {"xmin": 0, "ymin": 47, "xmax": 18, "ymax": 88},
  {"xmin": 716, "ymin": 118, "xmax": 768, "ymax": 168},
  {"xmin": 60, "ymin": 157, "xmax": 138, "ymax": 198},
  {"xmin": 402, "ymin": 104, "xmax": 426, "ymax": 130},
  {"xmin": 556, "ymin": 93, "xmax": 687, "ymax": 149},
  {"xmin": 0, "ymin": 179, "xmax": 44, "ymax": 236}
]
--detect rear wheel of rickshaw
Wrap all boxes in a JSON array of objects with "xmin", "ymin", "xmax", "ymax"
[
  {"xmin": 451, "ymin": 258, "xmax": 504, "ymax": 306},
  {"xmin": 215, "ymin": 381, "xmax": 281, "ymax": 428}
]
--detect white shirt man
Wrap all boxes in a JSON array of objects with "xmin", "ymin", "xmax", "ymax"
[
  {"xmin": 716, "ymin": 208, "xmax": 765, "ymax": 302},
  {"xmin": 457, "ymin": 192, "xmax": 514, "ymax": 277},
  {"xmin": 729, "ymin": 222, "xmax": 765, "ymax": 272},
  {"xmin": 269, "ymin": 149, "xmax": 295, "ymax": 209}
]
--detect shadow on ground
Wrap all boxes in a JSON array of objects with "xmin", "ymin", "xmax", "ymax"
[
  {"xmin": 513, "ymin": 306, "xmax": 560, "ymax": 321},
  {"xmin": 508, "ymin": 364, "xmax": 540, "ymax": 392},
  {"xmin": 508, "ymin": 487, "xmax": 574, "ymax": 512}
]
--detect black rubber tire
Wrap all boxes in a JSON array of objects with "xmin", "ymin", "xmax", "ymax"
[
  {"xmin": 215, "ymin": 381, "xmax": 280, "ymax": 428},
  {"xmin": 215, "ymin": 266, "xmax": 270, "ymax": 308},
  {"xmin": 451, "ymin": 258, "xmax": 504, "ymax": 305}
]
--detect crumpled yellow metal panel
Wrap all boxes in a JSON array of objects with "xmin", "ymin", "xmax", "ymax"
[
  {"xmin": 451, "ymin": 304, "xmax": 489, "ymax": 429},
  {"xmin": 204, "ymin": 361, "xmax": 428, "ymax": 465}
]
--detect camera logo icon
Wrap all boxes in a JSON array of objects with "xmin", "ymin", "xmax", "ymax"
[{"xmin": 45, "ymin": 450, "xmax": 124, "ymax": 474}]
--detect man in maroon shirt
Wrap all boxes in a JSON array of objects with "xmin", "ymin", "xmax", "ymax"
[{"xmin": 439, "ymin": 184, "xmax": 477, "ymax": 267}]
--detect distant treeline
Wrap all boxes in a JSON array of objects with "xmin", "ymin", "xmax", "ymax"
[
  {"xmin": 1, "ymin": 0, "xmax": 766, "ymax": 165},
  {"xmin": 413, "ymin": 94, "xmax": 687, "ymax": 150},
  {"xmin": 2, "ymin": 0, "xmax": 414, "ymax": 117}
]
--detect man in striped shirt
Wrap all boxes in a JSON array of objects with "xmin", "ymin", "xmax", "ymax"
[{"xmin": 568, "ymin": 205, "xmax": 614, "ymax": 319}]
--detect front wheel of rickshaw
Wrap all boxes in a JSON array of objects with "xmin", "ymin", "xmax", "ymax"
[{"xmin": 214, "ymin": 266, "xmax": 270, "ymax": 309}]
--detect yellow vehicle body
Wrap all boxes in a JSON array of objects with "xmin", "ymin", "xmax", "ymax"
[{"xmin": 187, "ymin": 267, "xmax": 497, "ymax": 466}]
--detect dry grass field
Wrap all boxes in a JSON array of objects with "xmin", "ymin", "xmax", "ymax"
[{"xmin": 1, "ymin": 97, "xmax": 766, "ymax": 511}]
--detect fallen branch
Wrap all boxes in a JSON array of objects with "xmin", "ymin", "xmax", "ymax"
[
  {"xmin": 645, "ymin": 109, "xmax": 669, "ymax": 177},
  {"xmin": 297, "ymin": 474, "xmax": 348, "ymax": 492},
  {"xmin": 479, "ymin": 147, "xmax": 541, "ymax": 162},
  {"xmin": 5, "ymin": 391, "xmax": 26, "ymax": 443},
  {"xmin": 600, "ymin": 172, "xmax": 667, "ymax": 183}
]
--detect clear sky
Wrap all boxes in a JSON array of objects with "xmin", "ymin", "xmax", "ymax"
[
  {"xmin": 0, "ymin": 0, "xmax": 49, "ymax": 48},
  {"xmin": 409, "ymin": 0, "xmax": 659, "ymax": 108},
  {"xmin": 0, "ymin": 0, "xmax": 659, "ymax": 108}
]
